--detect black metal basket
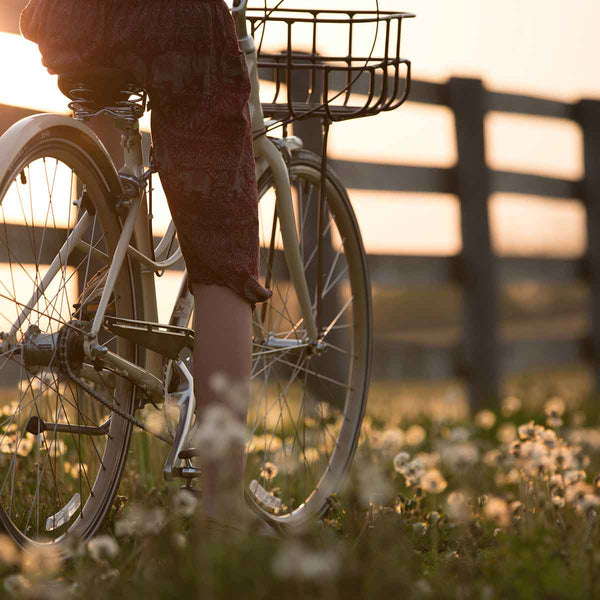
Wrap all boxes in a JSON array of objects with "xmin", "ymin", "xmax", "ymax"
[{"xmin": 247, "ymin": 7, "xmax": 414, "ymax": 123}]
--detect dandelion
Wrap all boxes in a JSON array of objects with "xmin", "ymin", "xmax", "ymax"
[
  {"xmin": 565, "ymin": 482, "xmax": 593, "ymax": 508},
  {"xmin": 474, "ymin": 409, "xmax": 496, "ymax": 430},
  {"xmin": 551, "ymin": 488, "xmax": 565, "ymax": 508},
  {"xmin": 497, "ymin": 423, "xmax": 517, "ymax": 444},
  {"xmin": 303, "ymin": 448, "xmax": 320, "ymax": 464},
  {"xmin": 420, "ymin": 469, "xmax": 447, "ymax": 494},
  {"xmin": 517, "ymin": 421, "xmax": 543, "ymax": 441},
  {"xmin": 87, "ymin": 536, "xmax": 119, "ymax": 563},
  {"xmin": 544, "ymin": 396, "xmax": 566, "ymax": 417},
  {"xmin": 172, "ymin": 532, "xmax": 187, "ymax": 550},
  {"xmin": 446, "ymin": 490, "xmax": 471, "ymax": 523},
  {"xmin": 272, "ymin": 541, "xmax": 341, "ymax": 580},
  {"xmin": 0, "ymin": 534, "xmax": 19, "ymax": 566},
  {"xmin": 412, "ymin": 522, "xmax": 428, "ymax": 535},
  {"xmin": 563, "ymin": 469, "xmax": 586, "ymax": 486},
  {"xmin": 501, "ymin": 395, "xmax": 521, "ymax": 417},
  {"xmin": 483, "ymin": 449, "xmax": 503, "ymax": 467},
  {"xmin": 441, "ymin": 442, "xmax": 479, "ymax": 471},
  {"xmin": 191, "ymin": 404, "xmax": 249, "ymax": 459},
  {"xmin": 483, "ymin": 496, "xmax": 510, "ymax": 528},
  {"xmin": 541, "ymin": 429, "xmax": 558, "ymax": 448},
  {"xmin": 414, "ymin": 452, "xmax": 441, "ymax": 469},
  {"xmin": 379, "ymin": 428, "xmax": 405, "ymax": 455},
  {"xmin": 173, "ymin": 490, "xmax": 198, "ymax": 517},
  {"xmin": 3, "ymin": 574, "xmax": 30, "ymax": 595},
  {"xmin": 21, "ymin": 543, "xmax": 63, "ymax": 578},
  {"xmin": 448, "ymin": 426, "xmax": 470, "ymax": 442},
  {"xmin": 399, "ymin": 458, "xmax": 425, "ymax": 488},
  {"xmin": 357, "ymin": 462, "xmax": 393, "ymax": 507},
  {"xmin": 393, "ymin": 451, "xmax": 411, "ymax": 473},
  {"xmin": 259, "ymin": 461, "xmax": 279, "ymax": 481},
  {"xmin": 405, "ymin": 425, "xmax": 426, "ymax": 447},
  {"xmin": 114, "ymin": 505, "xmax": 165, "ymax": 537}
]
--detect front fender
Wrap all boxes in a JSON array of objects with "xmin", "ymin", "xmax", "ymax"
[{"xmin": 0, "ymin": 113, "xmax": 122, "ymax": 202}]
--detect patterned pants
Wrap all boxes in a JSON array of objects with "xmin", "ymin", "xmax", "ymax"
[{"xmin": 20, "ymin": 0, "xmax": 271, "ymax": 305}]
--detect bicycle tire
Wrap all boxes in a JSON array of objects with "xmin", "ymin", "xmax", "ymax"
[
  {"xmin": 246, "ymin": 148, "xmax": 372, "ymax": 528},
  {"xmin": 0, "ymin": 128, "xmax": 140, "ymax": 548}
]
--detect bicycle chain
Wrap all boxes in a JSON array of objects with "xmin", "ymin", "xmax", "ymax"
[{"xmin": 57, "ymin": 321, "xmax": 173, "ymax": 445}]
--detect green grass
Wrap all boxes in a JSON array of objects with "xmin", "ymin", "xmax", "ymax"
[{"xmin": 2, "ymin": 371, "xmax": 600, "ymax": 599}]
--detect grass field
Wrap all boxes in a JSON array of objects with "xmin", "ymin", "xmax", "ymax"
[{"xmin": 1, "ymin": 370, "xmax": 600, "ymax": 599}]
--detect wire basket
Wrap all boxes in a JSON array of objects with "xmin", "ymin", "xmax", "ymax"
[{"xmin": 247, "ymin": 7, "xmax": 414, "ymax": 123}]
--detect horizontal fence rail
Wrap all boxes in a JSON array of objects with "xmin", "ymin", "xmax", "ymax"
[{"xmin": 0, "ymin": 62, "xmax": 598, "ymax": 410}]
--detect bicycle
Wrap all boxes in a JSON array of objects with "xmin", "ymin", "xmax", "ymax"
[{"xmin": 0, "ymin": 0, "xmax": 412, "ymax": 548}]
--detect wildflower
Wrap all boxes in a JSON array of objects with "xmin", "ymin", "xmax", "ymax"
[
  {"xmin": 414, "ymin": 452, "xmax": 440, "ymax": 469},
  {"xmin": 483, "ymin": 496, "xmax": 510, "ymax": 527},
  {"xmin": 173, "ymin": 490, "xmax": 198, "ymax": 517},
  {"xmin": 357, "ymin": 462, "xmax": 393, "ymax": 507},
  {"xmin": 405, "ymin": 425, "xmax": 426, "ymax": 447},
  {"xmin": 379, "ymin": 428, "xmax": 405, "ymax": 455},
  {"xmin": 541, "ymin": 429, "xmax": 558, "ymax": 448},
  {"xmin": 550, "ymin": 473, "xmax": 564, "ymax": 489},
  {"xmin": 551, "ymin": 446, "xmax": 575, "ymax": 471},
  {"xmin": 21, "ymin": 544, "xmax": 63, "ymax": 578},
  {"xmin": 87, "ymin": 536, "xmax": 119, "ymax": 563},
  {"xmin": 144, "ymin": 411, "xmax": 166, "ymax": 436},
  {"xmin": 563, "ymin": 469, "xmax": 586, "ymax": 486},
  {"xmin": 474, "ymin": 410, "xmax": 496, "ymax": 430},
  {"xmin": 0, "ymin": 534, "xmax": 19, "ymax": 566},
  {"xmin": 191, "ymin": 404, "xmax": 249, "ymax": 459},
  {"xmin": 448, "ymin": 426, "xmax": 470, "ymax": 442},
  {"xmin": 412, "ymin": 522, "xmax": 428, "ymax": 535},
  {"xmin": 483, "ymin": 449, "xmax": 503, "ymax": 467},
  {"xmin": 565, "ymin": 482, "xmax": 594, "ymax": 506},
  {"xmin": 497, "ymin": 423, "xmax": 517, "ymax": 444},
  {"xmin": 509, "ymin": 501, "xmax": 523, "ymax": 517},
  {"xmin": 420, "ymin": 469, "xmax": 447, "ymax": 494},
  {"xmin": 446, "ymin": 491, "xmax": 471, "ymax": 523},
  {"xmin": 501, "ymin": 395, "xmax": 521, "ymax": 417},
  {"xmin": 427, "ymin": 511, "xmax": 441, "ymax": 524},
  {"xmin": 272, "ymin": 541, "xmax": 341, "ymax": 580},
  {"xmin": 399, "ymin": 458, "xmax": 425, "ymax": 487},
  {"xmin": 260, "ymin": 461, "xmax": 279, "ymax": 481},
  {"xmin": 3, "ymin": 574, "xmax": 30, "ymax": 595},
  {"xmin": 551, "ymin": 488, "xmax": 565, "ymax": 508},
  {"xmin": 393, "ymin": 451, "xmax": 411, "ymax": 472},
  {"xmin": 546, "ymin": 415, "xmax": 563, "ymax": 429},
  {"xmin": 441, "ymin": 442, "xmax": 479, "ymax": 471},
  {"xmin": 517, "ymin": 421, "xmax": 543, "ymax": 441},
  {"xmin": 114, "ymin": 505, "xmax": 165, "ymax": 537},
  {"xmin": 544, "ymin": 396, "xmax": 566, "ymax": 418}
]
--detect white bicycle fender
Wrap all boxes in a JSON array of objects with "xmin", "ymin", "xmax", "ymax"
[{"xmin": 0, "ymin": 113, "xmax": 121, "ymax": 199}]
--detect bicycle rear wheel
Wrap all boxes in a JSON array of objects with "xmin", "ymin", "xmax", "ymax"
[
  {"xmin": 0, "ymin": 128, "xmax": 139, "ymax": 548},
  {"xmin": 247, "ymin": 149, "xmax": 371, "ymax": 528}
]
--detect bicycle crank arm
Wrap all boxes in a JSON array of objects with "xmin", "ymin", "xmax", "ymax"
[
  {"xmin": 25, "ymin": 415, "xmax": 110, "ymax": 437},
  {"xmin": 163, "ymin": 359, "xmax": 196, "ymax": 482}
]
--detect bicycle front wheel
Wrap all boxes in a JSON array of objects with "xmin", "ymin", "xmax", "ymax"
[
  {"xmin": 247, "ymin": 149, "xmax": 372, "ymax": 528},
  {"xmin": 0, "ymin": 127, "xmax": 139, "ymax": 548}
]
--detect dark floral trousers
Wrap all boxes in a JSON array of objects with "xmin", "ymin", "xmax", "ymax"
[{"xmin": 20, "ymin": 0, "xmax": 271, "ymax": 305}]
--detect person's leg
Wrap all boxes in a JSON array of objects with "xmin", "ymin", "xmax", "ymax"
[{"xmin": 191, "ymin": 282, "xmax": 252, "ymax": 520}]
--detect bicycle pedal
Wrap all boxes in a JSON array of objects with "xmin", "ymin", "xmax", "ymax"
[
  {"xmin": 173, "ymin": 466, "xmax": 201, "ymax": 480},
  {"xmin": 178, "ymin": 448, "xmax": 202, "ymax": 460}
]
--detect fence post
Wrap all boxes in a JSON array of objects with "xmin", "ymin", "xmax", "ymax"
[
  {"xmin": 448, "ymin": 77, "xmax": 500, "ymax": 412},
  {"xmin": 577, "ymin": 99, "xmax": 600, "ymax": 389}
]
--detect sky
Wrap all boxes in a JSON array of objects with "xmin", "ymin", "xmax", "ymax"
[{"xmin": 0, "ymin": 0, "xmax": 597, "ymax": 264}]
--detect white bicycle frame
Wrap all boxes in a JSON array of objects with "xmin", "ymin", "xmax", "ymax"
[{"xmin": 0, "ymin": 0, "xmax": 318, "ymax": 406}]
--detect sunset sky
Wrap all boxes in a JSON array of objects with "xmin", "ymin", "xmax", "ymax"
[{"xmin": 0, "ymin": 0, "xmax": 597, "ymax": 266}]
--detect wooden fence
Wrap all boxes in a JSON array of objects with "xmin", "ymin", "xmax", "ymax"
[{"xmin": 0, "ymin": 36, "xmax": 598, "ymax": 410}]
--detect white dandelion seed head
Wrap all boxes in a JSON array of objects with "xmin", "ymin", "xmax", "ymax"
[
  {"xmin": 173, "ymin": 490, "xmax": 198, "ymax": 517},
  {"xmin": 87, "ymin": 535, "xmax": 119, "ymax": 563},
  {"xmin": 272, "ymin": 541, "xmax": 341, "ymax": 581}
]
